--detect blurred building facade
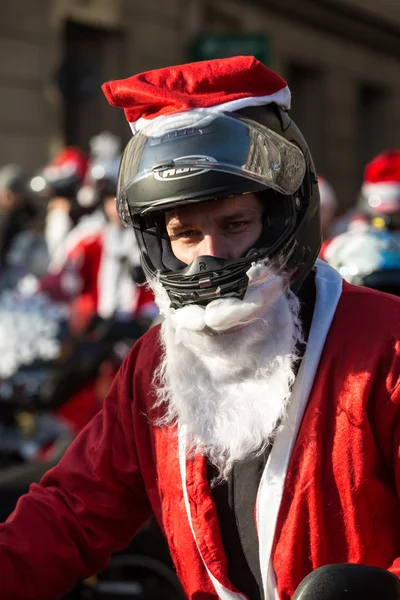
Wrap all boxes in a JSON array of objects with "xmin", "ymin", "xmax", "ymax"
[{"xmin": 0, "ymin": 0, "xmax": 400, "ymax": 209}]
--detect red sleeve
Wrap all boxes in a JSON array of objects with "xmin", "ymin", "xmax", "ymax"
[
  {"xmin": 368, "ymin": 338, "xmax": 400, "ymax": 579},
  {"xmin": 0, "ymin": 354, "xmax": 152, "ymax": 599},
  {"xmin": 387, "ymin": 370, "xmax": 400, "ymax": 579}
]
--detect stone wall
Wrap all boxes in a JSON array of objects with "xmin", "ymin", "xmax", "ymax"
[{"xmin": 0, "ymin": 0, "xmax": 52, "ymax": 169}]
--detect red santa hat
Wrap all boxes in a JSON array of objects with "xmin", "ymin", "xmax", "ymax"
[
  {"xmin": 362, "ymin": 149, "xmax": 400, "ymax": 213},
  {"xmin": 102, "ymin": 56, "xmax": 290, "ymax": 133},
  {"xmin": 44, "ymin": 147, "xmax": 89, "ymax": 183}
]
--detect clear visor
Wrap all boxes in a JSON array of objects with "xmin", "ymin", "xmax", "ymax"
[{"xmin": 117, "ymin": 109, "xmax": 306, "ymax": 223}]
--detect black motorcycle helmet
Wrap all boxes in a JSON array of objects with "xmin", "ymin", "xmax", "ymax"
[{"xmin": 115, "ymin": 103, "xmax": 321, "ymax": 309}]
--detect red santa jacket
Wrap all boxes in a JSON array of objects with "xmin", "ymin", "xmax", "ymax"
[{"xmin": 1, "ymin": 261, "xmax": 400, "ymax": 600}]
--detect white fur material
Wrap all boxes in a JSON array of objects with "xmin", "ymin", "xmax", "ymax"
[
  {"xmin": 152, "ymin": 261, "xmax": 303, "ymax": 481},
  {"xmin": 49, "ymin": 210, "xmax": 107, "ymax": 273},
  {"xmin": 130, "ymin": 89, "xmax": 291, "ymax": 133},
  {"xmin": 362, "ymin": 181, "xmax": 400, "ymax": 199},
  {"xmin": 45, "ymin": 208, "xmax": 73, "ymax": 258},
  {"xmin": 97, "ymin": 224, "xmax": 140, "ymax": 318},
  {"xmin": 259, "ymin": 259, "xmax": 343, "ymax": 600}
]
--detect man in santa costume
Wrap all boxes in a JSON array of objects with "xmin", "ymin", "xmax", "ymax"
[
  {"xmin": 40, "ymin": 158, "xmax": 156, "ymax": 330},
  {"xmin": 354, "ymin": 148, "xmax": 400, "ymax": 231},
  {"xmin": 321, "ymin": 148, "xmax": 400, "ymax": 260},
  {"xmin": 36, "ymin": 146, "xmax": 90, "ymax": 258},
  {"xmin": 1, "ymin": 56, "xmax": 400, "ymax": 600}
]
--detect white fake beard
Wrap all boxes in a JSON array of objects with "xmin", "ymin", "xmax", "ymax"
[{"xmin": 151, "ymin": 261, "xmax": 304, "ymax": 482}]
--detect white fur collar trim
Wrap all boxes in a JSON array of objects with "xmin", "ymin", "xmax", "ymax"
[{"xmin": 179, "ymin": 260, "xmax": 343, "ymax": 599}]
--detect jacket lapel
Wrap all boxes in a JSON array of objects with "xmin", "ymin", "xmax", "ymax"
[
  {"xmin": 179, "ymin": 428, "xmax": 248, "ymax": 599},
  {"xmin": 257, "ymin": 260, "xmax": 343, "ymax": 599},
  {"xmin": 165, "ymin": 260, "xmax": 343, "ymax": 600}
]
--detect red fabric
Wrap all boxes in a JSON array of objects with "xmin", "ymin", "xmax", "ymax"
[
  {"xmin": 364, "ymin": 149, "xmax": 400, "ymax": 184},
  {"xmin": 61, "ymin": 235, "xmax": 102, "ymax": 332},
  {"xmin": 136, "ymin": 285, "xmax": 156, "ymax": 313},
  {"xmin": 44, "ymin": 146, "xmax": 89, "ymax": 183},
  {"xmin": 102, "ymin": 55, "xmax": 288, "ymax": 123},
  {"xmin": 55, "ymin": 383, "xmax": 102, "ymax": 434},
  {"xmin": 273, "ymin": 283, "xmax": 400, "ymax": 599},
  {"xmin": 65, "ymin": 233, "xmax": 155, "ymax": 322},
  {"xmin": 0, "ymin": 353, "xmax": 154, "ymax": 599},
  {"xmin": 41, "ymin": 231, "xmax": 156, "ymax": 330},
  {"xmin": 2, "ymin": 282, "xmax": 400, "ymax": 599},
  {"xmin": 39, "ymin": 271, "xmax": 72, "ymax": 303},
  {"xmin": 40, "ymin": 235, "xmax": 102, "ymax": 312},
  {"xmin": 319, "ymin": 238, "xmax": 330, "ymax": 260},
  {"xmin": 68, "ymin": 234, "xmax": 102, "ymax": 308}
]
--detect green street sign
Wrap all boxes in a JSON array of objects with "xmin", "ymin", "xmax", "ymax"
[{"xmin": 189, "ymin": 33, "xmax": 271, "ymax": 66}]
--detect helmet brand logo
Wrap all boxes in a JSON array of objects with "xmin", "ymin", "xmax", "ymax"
[{"xmin": 153, "ymin": 155, "xmax": 216, "ymax": 181}]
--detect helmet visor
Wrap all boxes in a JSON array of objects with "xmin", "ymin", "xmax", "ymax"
[{"xmin": 116, "ymin": 109, "xmax": 306, "ymax": 225}]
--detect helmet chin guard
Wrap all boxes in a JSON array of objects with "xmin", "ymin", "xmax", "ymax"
[{"xmin": 151, "ymin": 254, "xmax": 256, "ymax": 309}]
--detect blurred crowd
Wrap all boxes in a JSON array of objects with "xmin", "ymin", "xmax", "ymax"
[
  {"xmin": 0, "ymin": 132, "xmax": 157, "ymax": 332},
  {"xmin": 0, "ymin": 132, "xmax": 159, "ymax": 515}
]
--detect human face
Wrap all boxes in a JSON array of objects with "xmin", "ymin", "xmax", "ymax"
[{"xmin": 165, "ymin": 193, "xmax": 263, "ymax": 264}]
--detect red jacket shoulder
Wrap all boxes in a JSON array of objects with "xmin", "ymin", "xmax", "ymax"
[
  {"xmin": 331, "ymin": 280, "xmax": 400, "ymax": 359},
  {"xmin": 340, "ymin": 280, "xmax": 400, "ymax": 320},
  {"xmin": 122, "ymin": 323, "xmax": 163, "ymax": 396}
]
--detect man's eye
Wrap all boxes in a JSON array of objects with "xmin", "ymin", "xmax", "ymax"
[
  {"xmin": 226, "ymin": 221, "xmax": 249, "ymax": 230},
  {"xmin": 175, "ymin": 230, "xmax": 200, "ymax": 239}
]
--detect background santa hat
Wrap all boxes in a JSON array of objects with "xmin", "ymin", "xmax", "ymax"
[
  {"xmin": 102, "ymin": 55, "xmax": 291, "ymax": 133},
  {"xmin": 361, "ymin": 149, "xmax": 400, "ymax": 214}
]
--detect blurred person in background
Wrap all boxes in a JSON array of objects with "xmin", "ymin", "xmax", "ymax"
[
  {"xmin": 352, "ymin": 149, "xmax": 400, "ymax": 232},
  {"xmin": 324, "ymin": 226, "xmax": 400, "ymax": 297},
  {"xmin": 318, "ymin": 175, "xmax": 338, "ymax": 240},
  {"xmin": 0, "ymin": 164, "xmax": 38, "ymax": 266},
  {"xmin": 29, "ymin": 146, "xmax": 89, "ymax": 259},
  {"xmin": 40, "ymin": 153, "xmax": 156, "ymax": 333},
  {"xmin": 77, "ymin": 131, "xmax": 121, "ymax": 213},
  {"xmin": 49, "ymin": 131, "xmax": 122, "ymax": 271},
  {"xmin": 321, "ymin": 150, "xmax": 400, "ymax": 261},
  {"xmin": 0, "ymin": 164, "xmax": 49, "ymax": 289}
]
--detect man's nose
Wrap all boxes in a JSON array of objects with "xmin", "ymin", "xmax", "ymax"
[{"xmin": 197, "ymin": 234, "xmax": 227, "ymax": 258}]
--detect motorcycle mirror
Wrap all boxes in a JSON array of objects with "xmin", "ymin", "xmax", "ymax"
[{"xmin": 292, "ymin": 563, "xmax": 400, "ymax": 600}]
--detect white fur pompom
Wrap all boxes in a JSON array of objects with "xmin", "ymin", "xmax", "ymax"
[{"xmin": 170, "ymin": 304, "xmax": 206, "ymax": 338}]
